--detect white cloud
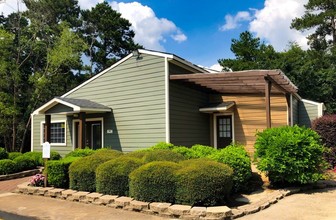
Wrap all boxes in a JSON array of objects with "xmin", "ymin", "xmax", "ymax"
[
  {"xmin": 220, "ymin": 11, "xmax": 252, "ymax": 31},
  {"xmin": 209, "ymin": 63, "xmax": 223, "ymax": 72},
  {"xmin": 78, "ymin": 0, "xmax": 104, "ymax": 10},
  {"xmin": 0, "ymin": 0, "xmax": 26, "ymax": 16},
  {"xmin": 249, "ymin": 0, "xmax": 310, "ymax": 51},
  {"xmin": 110, "ymin": 1, "xmax": 187, "ymax": 51}
]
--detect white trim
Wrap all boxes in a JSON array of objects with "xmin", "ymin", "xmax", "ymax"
[
  {"xmin": 302, "ymin": 99, "xmax": 325, "ymax": 117},
  {"xmin": 165, "ymin": 57, "xmax": 170, "ymax": 143},
  {"xmin": 40, "ymin": 120, "xmax": 67, "ymax": 146},
  {"xmin": 199, "ymin": 103, "xmax": 235, "ymax": 113},
  {"xmin": 301, "ymin": 99, "xmax": 322, "ymax": 106},
  {"xmin": 31, "ymin": 114, "xmax": 34, "ymax": 152},
  {"xmin": 213, "ymin": 113, "xmax": 235, "ymax": 149},
  {"xmin": 62, "ymin": 53, "xmax": 134, "ymax": 97},
  {"xmin": 72, "ymin": 117, "xmax": 104, "ymax": 150}
]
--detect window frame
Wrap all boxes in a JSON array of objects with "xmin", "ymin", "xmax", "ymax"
[{"xmin": 40, "ymin": 120, "xmax": 67, "ymax": 146}]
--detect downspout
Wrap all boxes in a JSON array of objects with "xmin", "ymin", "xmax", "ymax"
[{"xmin": 165, "ymin": 57, "xmax": 170, "ymax": 143}]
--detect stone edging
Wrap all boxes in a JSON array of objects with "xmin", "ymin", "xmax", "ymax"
[
  {"xmin": 0, "ymin": 169, "xmax": 41, "ymax": 181},
  {"xmin": 15, "ymin": 180, "xmax": 336, "ymax": 220}
]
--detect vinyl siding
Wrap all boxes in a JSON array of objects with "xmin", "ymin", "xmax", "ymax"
[
  {"xmin": 32, "ymin": 114, "xmax": 72, "ymax": 157},
  {"xmin": 65, "ymin": 54, "xmax": 166, "ymax": 152},
  {"xmin": 211, "ymin": 94, "xmax": 288, "ymax": 153},
  {"xmin": 298, "ymin": 100, "xmax": 320, "ymax": 127},
  {"xmin": 45, "ymin": 104, "xmax": 73, "ymax": 114},
  {"xmin": 169, "ymin": 82, "xmax": 210, "ymax": 146},
  {"xmin": 292, "ymin": 97, "xmax": 299, "ymax": 125}
]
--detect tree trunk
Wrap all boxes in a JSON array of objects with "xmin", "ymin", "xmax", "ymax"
[{"xmin": 20, "ymin": 116, "xmax": 31, "ymax": 153}]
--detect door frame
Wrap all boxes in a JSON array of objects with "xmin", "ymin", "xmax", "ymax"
[
  {"xmin": 213, "ymin": 113, "xmax": 235, "ymax": 149},
  {"xmin": 72, "ymin": 117, "xmax": 104, "ymax": 150}
]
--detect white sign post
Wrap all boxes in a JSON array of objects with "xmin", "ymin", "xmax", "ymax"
[{"xmin": 42, "ymin": 142, "xmax": 51, "ymax": 187}]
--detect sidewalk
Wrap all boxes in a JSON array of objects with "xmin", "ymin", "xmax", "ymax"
[{"xmin": 0, "ymin": 176, "xmax": 32, "ymax": 193}]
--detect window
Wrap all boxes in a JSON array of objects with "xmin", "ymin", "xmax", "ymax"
[{"xmin": 42, "ymin": 121, "xmax": 66, "ymax": 145}]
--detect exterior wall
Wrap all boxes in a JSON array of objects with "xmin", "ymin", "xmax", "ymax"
[
  {"xmin": 32, "ymin": 114, "xmax": 72, "ymax": 157},
  {"xmin": 298, "ymin": 100, "xmax": 322, "ymax": 127},
  {"xmin": 169, "ymin": 82, "xmax": 210, "ymax": 147},
  {"xmin": 45, "ymin": 104, "xmax": 73, "ymax": 114},
  {"xmin": 292, "ymin": 96, "xmax": 299, "ymax": 125},
  {"xmin": 210, "ymin": 94, "xmax": 288, "ymax": 153},
  {"xmin": 65, "ymin": 54, "xmax": 166, "ymax": 152}
]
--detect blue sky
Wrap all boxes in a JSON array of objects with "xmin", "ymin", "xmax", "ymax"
[{"xmin": 1, "ymin": 0, "xmax": 309, "ymax": 70}]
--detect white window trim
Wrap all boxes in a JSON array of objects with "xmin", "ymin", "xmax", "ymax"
[
  {"xmin": 213, "ymin": 113, "xmax": 235, "ymax": 149},
  {"xmin": 72, "ymin": 117, "xmax": 104, "ymax": 151},
  {"xmin": 40, "ymin": 120, "xmax": 67, "ymax": 146}
]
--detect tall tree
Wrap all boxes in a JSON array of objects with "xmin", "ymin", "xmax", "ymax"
[
  {"xmin": 81, "ymin": 1, "xmax": 141, "ymax": 74},
  {"xmin": 291, "ymin": 0, "xmax": 336, "ymax": 51}
]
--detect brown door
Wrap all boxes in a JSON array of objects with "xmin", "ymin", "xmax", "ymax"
[{"xmin": 217, "ymin": 115, "xmax": 232, "ymax": 149}]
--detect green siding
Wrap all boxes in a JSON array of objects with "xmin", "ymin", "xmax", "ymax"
[
  {"xmin": 292, "ymin": 97, "xmax": 299, "ymax": 125},
  {"xmin": 169, "ymin": 63, "xmax": 194, "ymax": 74},
  {"xmin": 169, "ymin": 81, "xmax": 210, "ymax": 147},
  {"xmin": 45, "ymin": 104, "xmax": 73, "ymax": 114},
  {"xmin": 298, "ymin": 100, "xmax": 320, "ymax": 127},
  {"xmin": 65, "ymin": 54, "xmax": 166, "ymax": 152},
  {"xmin": 32, "ymin": 114, "xmax": 72, "ymax": 157}
]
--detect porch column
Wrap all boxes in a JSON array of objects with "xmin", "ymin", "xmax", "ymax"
[
  {"xmin": 79, "ymin": 112, "xmax": 86, "ymax": 149},
  {"xmin": 45, "ymin": 115, "xmax": 51, "ymax": 142},
  {"xmin": 265, "ymin": 79, "xmax": 272, "ymax": 128}
]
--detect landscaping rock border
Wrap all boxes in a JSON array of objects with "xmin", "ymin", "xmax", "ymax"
[
  {"xmin": 0, "ymin": 169, "xmax": 41, "ymax": 181},
  {"xmin": 15, "ymin": 180, "xmax": 336, "ymax": 220}
]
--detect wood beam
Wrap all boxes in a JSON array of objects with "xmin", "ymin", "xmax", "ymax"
[
  {"xmin": 265, "ymin": 79, "xmax": 272, "ymax": 128},
  {"xmin": 79, "ymin": 112, "xmax": 86, "ymax": 149},
  {"xmin": 45, "ymin": 115, "xmax": 51, "ymax": 142}
]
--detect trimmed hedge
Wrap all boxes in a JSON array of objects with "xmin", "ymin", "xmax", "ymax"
[
  {"xmin": 172, "ymin": 146, "xmax": 195, "ymax": 159},
  {"xmin": 50, "ymin": 151, "xmax": 62, "ymax": 160},
  {"xmin": 96, "ymin": 156, "xmax": 143, "ymax": 196},
  {"xmin": 149, "ymin": 142, "xmax": 176, "ymax": 150},
  {"xmin": 0, "ymin": 159, "xmax": 16, "ymax": 175},
  {"xmin": 143, "ymin": 149, "xmax": 185, "ymax": 163},
  {"xmin": 64, "ymin": 148, "xmax": 95, "ymax": 158},
  {"xmin": 8, "ymin": 152, "xmax": 23, "ymax": 160},
  {"xmin": 13, "ymin": 155, "xmax": 36, "ymax": 172},
  {"xmin": 190, "ymin": 144, "xmax": 216, "ymax": 158},
  {"xmin": 23, "ymin": 152, "xmax": 43, "ymax": 166},
  {"xmin": 125, "ymin": 150, "xmax": 150, "ymax": 160},
  {"xmin": 47, "ymin": 157, "xmax": 80, "ymax": 188},
  {"xmin": 175, "ymin": 159, "xmax": 233, "ymax": 206},
  {"xmin": 209, "ymin": 144, "xmax": 252, "ymax": 192},
  {"xmin": 69, "ymin": 150, "xmax": 122, "ymax": 192},
  {"xmin": 255, "ymin": 125, "xmax": 327, "ymax": 184},
  {"xmin": 129, "ymin": 161, "xmax": 181, "ymax": 203},
  {"xmin": 0, "ymin": 148, "xmax": 8, "ymax": 160}
]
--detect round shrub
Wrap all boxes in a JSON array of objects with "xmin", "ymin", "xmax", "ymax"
[
  {"xmin": 65, "ymin": 148, "xmax": 95, "ymax": 158},
  {"xmin": 13, "ymin": 155, "xmax": 36, "ymax": 172},
  {"xmin": 93, "ymin": 148, "xmax": 124, "ymax": 157},
  {"xmin": 69, "ymin": 151, "xmax": 122, "ymax": 192},
  {"xmin": 50, "ymin": 151, "xmax": 61, "ymax": 160},
  {"xmin": 175, "ymin": 159, "xmax": 233, "ymax": 206},
  {"xmin": 209, "ymin": 144, "xmax": 252, "ymax": 192},
  {"xmin": 129, "ymin": 161, "xmax": 181, "ymax": 203},
  {"xmin": 190, "ymin": 144, "xmax": 216, "ymax": 158},
  {"xmin": 47, "ymin": 157, "xmax": 80, "ymax": 188},
  {"xmin": 255, "ymin": 125, "xmax": 327, "ymax": 184},
  {"xmin": 24, "ymin": 152, "xmax": 43, "ymax": 166},
  {"xmin": 8, "ymin": 152, "xmax": 23, "ymax": 160},
  {"xmin": 0, "ymin": 159, "xmax": 17, "ymax": 175},
  {"xmin": 143, "ymin": 149, "xmax": 185, "ymax": 163},
  {"xmin": 149, "ymin": 142, "xmax": 176, "ymax": 150},
  {"xmin": 172, "ymin": 146, "xmax": 195, "ymax": 159},
  {"xmin": 125, "ymin": 150, "xmax": 150, "ymax": 160},
  {"xmin": 96, "ymin": 156, "xmax": 143, "ymax": 196},
  {"xmin": 0, "ymin": 148, "xmax": 8, "ymax": 160}
]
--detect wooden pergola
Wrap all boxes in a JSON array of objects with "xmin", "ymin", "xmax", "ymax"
[{"xmin": 170, "ymin": 70, "xmax": 298, "ymax": 128}]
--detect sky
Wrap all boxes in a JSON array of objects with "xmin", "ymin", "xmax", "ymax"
[{"xmin": 0, "ymin": 0, "xmax": 310, "ymax": 70}]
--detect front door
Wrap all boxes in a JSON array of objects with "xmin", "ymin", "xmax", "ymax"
[
  {"xmin": 217, "ymin": 115, "xmax": 232, "ymax": 149},
  {"xmin": 91, "ymin": 123, "xmax": 102, "ymax": 150},
  {"xmin": 74, "ymin": 120, "xmax": 102, "ymax": 149}
]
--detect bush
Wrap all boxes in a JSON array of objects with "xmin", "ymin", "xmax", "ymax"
[
  {"xmin": 125, "ymin": 150, "xmax": 150, "ymax": 160},
  {"xmin": 69, "ymin": 150, "xmax": 122, "ymax": 192},
  {"xmin": 50, "ymin": 151, "xmax": 61, "ymax": 160},
  {"xmin": 8, "ymin": 152, "xmax": 23, "ymax": 160},
  {"xmin": 129, "ymin": 161, "xmax": 181, "ymax": 203},
  {"xmin": 312, "ymin": 114, "xmax": 336, "ymax": 148},
  {"xmin": 175, "ymin": 159, "xmax": 233, "ymax": 206},
  {"xmin": 96, "ymin": 156, "xmax": 143, "ymax": 196},
  {"xmin": 24, "ymin": 152, "xmax": 43, "ymax": 166},
  {"xmin": 0, "ymin": 159, "xmax": 17, "ymax": 175},
  {"xmin": 172, "ymin": 146, "xmax": 195, "ymax": 159},
  {"xmin": 64, "ymin": 148, "xmax": 95, "ymax": 158},
  {"xmin": 209, "ymin": 144, "xmax": 252, "ymax": 192},
  {"xmin": 47, "ymin": 157, "xmax": 80, "ymax": 188},
  {"xmin": 190, "ymin": 144, "xmax": 216, "ymax": 158},
  {"xmin": 0, "ymin": 148, "xmax": 8, "ymax": 160},
  {"xmin": 255, "ymin": 125, "xmax": 327, "ymax": 184},
  {"xmin": 149, "ymin": 142, "xmax": 176, "ymax": 150},
  {"xmin": 13, "ymin": 155, "xmax": 36, "ymax": 172},
  {"xmin": 143, "ymin": 149, "xmax": 185, "ymax": 163}
]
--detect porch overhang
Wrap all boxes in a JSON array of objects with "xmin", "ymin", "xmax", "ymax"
[
  {"xmin": 199, "ymin": 102, "xmax": 235, "ymax": 113},
  {"xmin": 32, "ymin": 97, "xmax": 111, "ymax": 115}
]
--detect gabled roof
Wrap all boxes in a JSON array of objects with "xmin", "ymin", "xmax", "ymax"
[
  {"xmin": 33, "ymin": 97, "xmax": 111, "ymax": 115},
  {"xmin": 62, "ymin": 49, "xmax": 208, "ymax": 97},
  {"xmin": 170, "ymin": 70, "xmax": 298, "ymax": 95}
]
